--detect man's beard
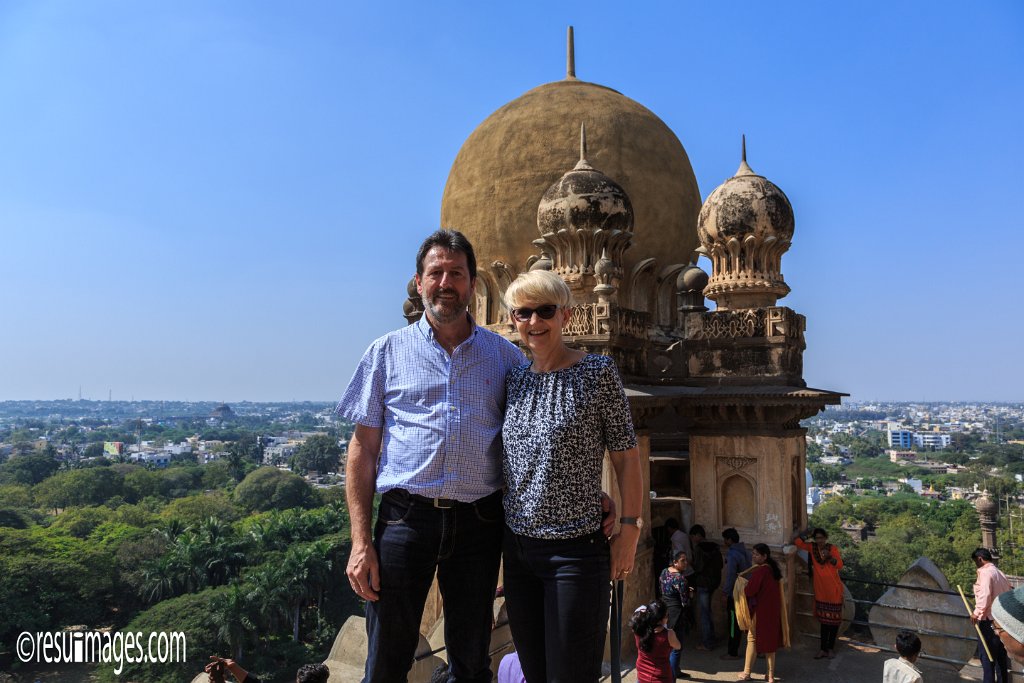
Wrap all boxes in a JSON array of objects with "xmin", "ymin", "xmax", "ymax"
[{"xmin": 424, "ymin": 288, "xmax": 470, "ymax": 324}]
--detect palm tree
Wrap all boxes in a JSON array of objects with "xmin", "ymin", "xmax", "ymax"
[
  {"xmin": 153, "ymin": 518, "xmax": 185, "ymax": 545},
  {"xmin": 305, "ymin": 539, "xmax": 336, "ymax": 612},
  {"xmin": 212, "ymin": 583, "xmax": 256, "ymax": 661},
  {"xmin": 140, "ymin": 556, "xmax": 178, "ymax": 603},
  {"xmin": 245, "ymin": 564, "xmax": 288, "ymax": 636},
  {"xmin": 279, "ymin": 546, "xmax": 314, "ymax": 642},
  {"xmin": 169, "ymin": 532, "xmax": 206, "ymax": 592}
]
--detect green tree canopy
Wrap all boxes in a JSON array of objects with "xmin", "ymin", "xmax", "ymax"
[
  {"xmin": 0, "ymin": 452, "xmax": 59, "ymax": 485},
  {"xmin": 290, "ymin": 435, "xmax": 342, "ymax": 476},
  {"xmin": 234, "ymin": 468, "xmax": 316, "ymax": 512}
]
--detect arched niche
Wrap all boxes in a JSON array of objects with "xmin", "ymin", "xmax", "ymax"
[
  {"xmin": 656, "ymin": 264, "xmax": 685, "ymax": 327},
  {"xmin": 473, "ymin": 271, "xmax": 494, "ymax": 324},
  {"xmin": 720, "ymin": 473, "xmax": 756, "ymax": 530},
  {"xmin": 629, "ymin": 258, "xmax": 656, "ymax": 313}
]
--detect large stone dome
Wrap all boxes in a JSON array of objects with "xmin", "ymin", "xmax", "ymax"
[{"xmin": 440, "ymin": 78, "xmax": 701, "ymax": 286}]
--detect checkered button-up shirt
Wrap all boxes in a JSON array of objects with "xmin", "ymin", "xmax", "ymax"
[{"xmin": 336, "ymin": 315, "xmax": 525, "ymax": 502}]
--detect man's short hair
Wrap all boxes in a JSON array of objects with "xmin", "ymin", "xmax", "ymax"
[
  {"xmin": 416, "ymin": 229, "xmax": 477, "ymax": 279},
  {"xmin": 296, "ymin": 663, "xmax": 330, "ymax": 683},
  {"xmin": 664, "ymin": 518, "xmax": 679, "ymax": 531},
  {"xmin": 689, "ymin": 524, "xmax": 706, "ymax": 539},
  {"xmin": 894, "ymin": 630, "xmax": 922, "ymax": 658},
  {"xmin": 973, "ymin": 548, "xmax": 994, "ymax": 562},
  {"xmin": 722, "ymin": 528, "xmax": 740, "ymax": 543}
]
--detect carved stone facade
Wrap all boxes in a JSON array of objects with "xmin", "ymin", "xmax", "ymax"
[{"xmin": 688, "ymin": 434, "xmax": 806, "ymax": 546}]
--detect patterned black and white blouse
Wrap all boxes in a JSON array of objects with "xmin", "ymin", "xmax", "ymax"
[{"xmin": 502, "ymin": 353, "xmax": 637, "ymax": 539}]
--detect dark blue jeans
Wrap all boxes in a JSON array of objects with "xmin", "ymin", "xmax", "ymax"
[
  {"xmin": 363, "ymin": 489, "xmax": 503, "ymax": 683},
  {"xmin": 502, "ymin": 527, "xmax": 611, "ymax": 683},
  {"xmin": 696, "ymin": 587, "xmax": 715, "ymax": 649},
  {"xmin": 978, "ymin": 619, "xmax": 1009, "ymax": 683}
]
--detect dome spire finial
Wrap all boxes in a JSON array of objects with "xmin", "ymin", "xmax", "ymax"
[
  {"xmin": 574, "ymin": 122, "xmax": 593, "ymax": 170},
  {"xmin": 566, "ymin": 26, "xmax": 576, "ymax": 80},
  {"xmin": 736, "ymin": 133, "xmax": 755, "ymax": 176}
]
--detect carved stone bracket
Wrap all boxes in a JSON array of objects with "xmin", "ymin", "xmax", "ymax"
[{"xmin": 722, "ymin": 456, "xmax": 757, "ymax": 471}]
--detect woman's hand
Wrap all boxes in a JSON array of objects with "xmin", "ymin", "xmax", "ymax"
[{"xmin": 610, "ymin": 524, "xmax": 641, "ymax": 580}]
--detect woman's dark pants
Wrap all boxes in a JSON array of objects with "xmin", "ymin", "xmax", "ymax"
[{"xmin": 502, "ymin": 528, "xmax": 611, "ymax": 683}]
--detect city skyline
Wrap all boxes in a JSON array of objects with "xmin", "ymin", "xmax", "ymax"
[{"xmin": 1, "ymin": 2, "xmax": 1022, "ymax": 402}]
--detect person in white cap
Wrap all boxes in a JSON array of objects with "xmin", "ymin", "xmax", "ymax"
[{"xmin": 992, "ymin": 583, "xmax": 1024, "ymax": 665}]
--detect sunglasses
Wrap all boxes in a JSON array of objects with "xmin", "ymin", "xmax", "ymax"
[{"xmin": 510, "ymin": 304, "xmax": 559, "ymax": 322}]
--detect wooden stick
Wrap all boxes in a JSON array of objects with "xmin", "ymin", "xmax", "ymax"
[{"xmin": 958, "ymin": 584, "xmax": 994, "ymax": 663}]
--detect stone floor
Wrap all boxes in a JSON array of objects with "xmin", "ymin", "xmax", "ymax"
[{"xmin": 603, "ymin": 637, "xmax": 1023, "ymax": 683}]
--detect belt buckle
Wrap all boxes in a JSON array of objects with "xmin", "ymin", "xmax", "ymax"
[{"xmin": 433, "ymin": 497, "xmax": 455, "ymax": 509}]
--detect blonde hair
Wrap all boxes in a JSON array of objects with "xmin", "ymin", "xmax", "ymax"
[{"xmin": 503, "ymin": 270, "xmax": 573, "ymax": 310}]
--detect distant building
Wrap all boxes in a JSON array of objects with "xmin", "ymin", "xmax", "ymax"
[
  {"xmin": 914, "ymin": 433, "xmax": 951, "ymax": 449},
  {"xmin": 133, "ymin": 452, "xmax": 170, "ymax": 468},
  {"xmin": 211, "ymin": 404, "xmax": 236, "ymax": 420},
  {"xmin": 888, "ymin": 449, "xmax": 916, "ymax": 463},
  {"xmin": 887, "ymin": 430, "xmax": 914, "ymax": 449},
  {"xmin": 806, "ymin": 469, "xmax": 821, "ymax": 514},
  {"xmin": 200, "ymin": 452, "xmax": 221, "ymax": 465},
  {"xmin": 163, "ymin": 442, "xmax": 192, "ymax": 455},
  {"xmin": 900, "ymin": 478, "xmax": 924, "ymax": 494},
  {"xmin": 841, "ymin": 521, "xmax": 876, "ymax": 543}
]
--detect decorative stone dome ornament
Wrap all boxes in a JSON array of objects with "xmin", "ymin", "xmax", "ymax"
[
  {"xmin": 698, "ymin": 136, "xmax": 794, "ymax": 310},
  {"xmin": 533, "ymin": 123, "xmax": 634, "ymax": 303}
]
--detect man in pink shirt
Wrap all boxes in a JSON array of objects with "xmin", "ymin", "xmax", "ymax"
[{"xmin": 972, "ymin": 548, "xmax": 1013, "ymax": 683}]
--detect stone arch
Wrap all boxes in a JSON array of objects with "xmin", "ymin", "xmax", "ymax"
[
  {"xmin": 720, "ymin": 472, "xmax": 756, "ymax": 530},
  {"xmin": 629, "ymin": 258, "xmax": 657, "ymax": 313},
  {"xmin": 473, "ymin": 271, "xmax": 495, "ymax": 324},
  {"xmin": 656, "ymin": 264, "xmax": 686, "ymax": 327}
]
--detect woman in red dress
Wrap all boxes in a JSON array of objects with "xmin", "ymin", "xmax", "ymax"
[
  {"xmin": 740, "ymin": 544, "xmax": 783, "ymax": 682},
  {"xmin": 630, "ymin": 600, "xmax": 682, "ymax": 683}
]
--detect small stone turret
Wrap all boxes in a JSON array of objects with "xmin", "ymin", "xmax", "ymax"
[
  {"xmin": 698, "ymin": 137, "xmax": 794, "ymax": 310},
  {"xmin": 534, "ymin": 123, "xmax": 634, "ymax": 303}
]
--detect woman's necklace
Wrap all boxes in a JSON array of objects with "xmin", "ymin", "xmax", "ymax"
[{"xmin": 812, "ymin": 543, "xmax": 831, "ymax": 565}]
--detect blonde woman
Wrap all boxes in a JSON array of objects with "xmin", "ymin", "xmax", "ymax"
[{"xmin": 500, "ymin": 270, "xmax": 644, "ymax": 683}]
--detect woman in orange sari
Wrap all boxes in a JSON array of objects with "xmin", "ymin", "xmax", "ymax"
[{"xmin": 792, "ymin": 527, "xmax": 844, "ymax": 659}]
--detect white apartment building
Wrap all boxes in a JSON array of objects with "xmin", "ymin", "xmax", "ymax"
[{"xmin": 915, "ymin": 433, "xmax": 952, "ymax": 449}]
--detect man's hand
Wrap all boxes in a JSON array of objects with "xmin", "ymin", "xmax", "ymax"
[
  {"xmin": 346, "ymin": 424, "xmax": 383, "ymax": 602},
  {"xmin": 347, "ymin": 542, "xmax": 381, "ymax": 602},
  {"xmin": 600, "ymin": 491, "xmax": 617, "ymax": 537}
]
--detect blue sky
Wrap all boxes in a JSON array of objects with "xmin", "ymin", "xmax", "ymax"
[{"xmin": 1, "ymin": 2, "xmax": 1021, "ymax": 402}]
